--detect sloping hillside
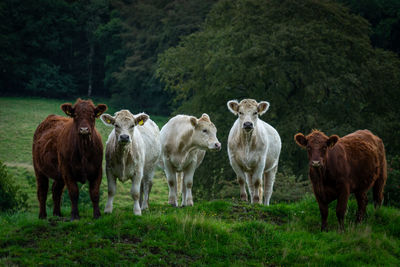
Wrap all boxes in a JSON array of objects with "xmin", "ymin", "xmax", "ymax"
[{"xmin": 1, "ymin": 97, "xmax": 399, "ymax": 266}]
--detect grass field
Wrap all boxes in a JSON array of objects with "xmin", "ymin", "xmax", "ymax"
[{"xmin": 1, "ymin": 97, "xmax": 400, "ymax": 266}]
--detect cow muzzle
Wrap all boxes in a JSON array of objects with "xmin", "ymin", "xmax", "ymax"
[
  {"xmin": 212, "ymin": 142, "xmax": 221, "ymax": 151},
  {"xmin": 311, "ymin": 160, "xmax": 321, "ymax": 168},
  {"xmin": 242, "ymin": 121, "xmax": 254, "ymax": 132},
  {"xmin": 79, "ymin": 127, "xmax": 90, "ymax": 135},
  {"xmin": 118, "ymin": 134, "xmax": 130, "ymax": 144}
]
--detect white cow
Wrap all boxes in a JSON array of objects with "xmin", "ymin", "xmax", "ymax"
[
  {"xmin": 160, "ymin": 114, "xmax": 221, "ymax": 207},
  {"xmin": 101, "ymin": 110, "xmax": 161, "ymax": 215},
  {"xmin": 227, "ymin": 99, "xmax": 281, "ymax": 205}
]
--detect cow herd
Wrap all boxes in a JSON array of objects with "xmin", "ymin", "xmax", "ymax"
[{"xmin": 32, "ymin": 98, "xmax": 387, "ymax": 231}]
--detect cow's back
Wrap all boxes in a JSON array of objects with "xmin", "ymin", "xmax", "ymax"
[
  {"xmin": 329, "ymin": 130, "xmax": 384, "ymax": 190},
  {"xmin": 33, "ymin": 115, "xmax": 69, "ymax": 178}
]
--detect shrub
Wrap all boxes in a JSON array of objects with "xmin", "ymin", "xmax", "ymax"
[{"xmin": 0, "ymin": 161, "xmax": 28, "ymax": 212}]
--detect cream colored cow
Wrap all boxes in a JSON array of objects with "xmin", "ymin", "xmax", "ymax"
[
  {"xmin": 227, "ymin": 99, "xmax": 281, "ymax": 205},
  {"xmin": 101, "ymin": 110, "xmax": 161, "ymax": 215},
  {"xmin": 160, "ymin": 114, "xmax": 221, "ymax": 207}
]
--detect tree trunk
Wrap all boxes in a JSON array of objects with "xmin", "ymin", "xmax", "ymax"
[{"xmin": 87, "ymin": 43, "xmax": 94, "ymax": 97}]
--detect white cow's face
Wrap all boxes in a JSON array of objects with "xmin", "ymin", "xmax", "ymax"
[
  {"xmin": 227, "ymin": 99, "xmax": 269, "ymax": 133},
  {"xmin": 190, "ymin": 114, "xmax": 221, "ymax": 151},
  {"xmin": 101, "ymin": 110, "xmax": 148, "ymax": 145}
]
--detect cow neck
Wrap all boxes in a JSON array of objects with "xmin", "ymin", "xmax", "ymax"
[
  {"xmin": 309, "ymin": 165, "xmax": 327, "ymax": 201},
  {"xmin": 240, "ymin": 127, "xmax": 256, "ymax": 151}
]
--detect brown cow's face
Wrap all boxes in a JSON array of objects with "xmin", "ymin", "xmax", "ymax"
[
  {"xmin": 227, "ymin": 99, "xmax": 269, "ymax": 133},
  {"xmin": 101, "ymin": 110, "xmax": 148, "ymax": 146},
  {"xmin": 61, "ymin": 99, "xmax": 107, "ymax": 137},
  {"xmin": 295, "ymin": 131, "xmax": 339, "ymax": 168}
]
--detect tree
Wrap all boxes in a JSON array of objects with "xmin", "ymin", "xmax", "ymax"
[{"xmin": 158, "ymin": 0, "xmax": 400, "ymax": 200}]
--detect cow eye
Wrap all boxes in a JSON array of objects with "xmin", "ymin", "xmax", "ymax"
[
  {"xmin": 202, "ymin": 129, "xmax": 208, "ymax": 133},
  {"xmin": 239, "ymin": 112, "xmax": 243, "ymax": 115},
  {"xmin": 115, "ymin": 125, "xmax": 120, "ymax": 128},
  {"xmin": 253, "ymin": 112, "xmax": 257, "ymax": 115},
  {"xmin": 307, "ymin": 147, "xmax": 311, "ymax": 151},
  {"xmin": 130, "ymin": 125, "xmax": 135, "ymax": 129}
]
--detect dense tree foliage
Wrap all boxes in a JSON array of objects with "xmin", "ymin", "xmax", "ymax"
[
  {"xmin": 158, "ymin": 0, "xmax": 400, "ymax": 204},
  {"xmin": 338, "ymin": 0, "xmax": 400, "ymax": 54}
]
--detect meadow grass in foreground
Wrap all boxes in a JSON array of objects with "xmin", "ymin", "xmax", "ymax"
[{"xmin": 1, "ymin": 97, "xmax": 400, "ymax": 266}]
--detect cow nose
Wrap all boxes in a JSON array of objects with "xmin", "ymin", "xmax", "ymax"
[
  {"xmin": 79, "ymin": 127, "xmax": 89, "ymax": 135},
  {"xmin": 214, "ymin": 142, "xmax": 221, "ymax": 151},
  {"xmin": 311, "ymin": 160, "xmax": 321, "ymax": 168},
  {"xmin": 119, "ymin": 134, "xmax": 130, "ymax": 143},
  {"xmin": 243, "ymin": 122, "xmax": 253, "ymax": 129}
]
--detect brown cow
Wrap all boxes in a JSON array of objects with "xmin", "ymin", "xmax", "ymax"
[
  {"xmin": 32, "ymin": 98, "xmax": 107, "ymax": 220},
  {"xmin": 294, "ymin": 129, "xmax": 387, "ymax": 231}
]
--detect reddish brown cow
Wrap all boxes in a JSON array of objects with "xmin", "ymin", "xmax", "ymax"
[
  {"xmin": 32, "ymin": 99, "xmax": 107, "ymax": 220},
  {"xmin": 294, "ymin": 129, "xmax": 387, "ymax": 231}
]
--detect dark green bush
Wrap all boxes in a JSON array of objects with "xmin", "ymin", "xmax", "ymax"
[
  {"xmin": 0, "ymin": 161, "xmax": 28, "ymax": 212},
  {"xmin": 385, "ymin": 155, "xmax": 400, "ymax": 207}
]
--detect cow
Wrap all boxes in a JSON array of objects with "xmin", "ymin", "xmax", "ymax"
[
  {"xmin": 32, "ymin": 98, "xmax": 107, "ymax": 220},
  {"xmin": 100, "ymin": 110, "xmax": 161, "ymax": 215},
  {"xmin": 227, "ymin": 99, "xmax": 281, "ymax": 205},
  {"xmin": 294, "ymin": 129, "xmax": 387, "ymax": 231},
  {"xmin": 160, "ymin": 114, "xmax": 221, "ymax": 207}
]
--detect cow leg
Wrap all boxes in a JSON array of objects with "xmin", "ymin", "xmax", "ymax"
[
  {"xmin": 336, "ymin": 187, "xmax": 350, "ymax": 231},
  {"xmin": 355, "ymin": 192, "xmax": 368, "ymax": 223},
  {"xmin": 36, "ymin": 172, "xmax": 49, "ymax": 219},
  {"xmin": 230, "ymin": 159, "xmax": 248, "ymax": 201},
  {"xmin": 164, "ymin": 160, "xmax": 178, "ymax": 207},
  {"xmin": 263, "ymin": 166, "xmax": 278, "ymax": 206},
  {"xmin": 246, "ymin": 173, "xmax": 255, "ymax": 203},
  {"xmin": 318, "ymin": 201, "xmax": 329, "ymax": 232},
  {"xmin": 181, "ymin": 173, "xmax": 187, "ymax": 206},
  {"xmin": 141, "ymin": 170, "xmax": 154, "ymax": 210},
  {"xmin": 52, "ymin": 179, "xmax": 65, "ymax": 217},
  {"xmin": 89, "ymin": 172, "xmax": 102, "ymax": 219},
  {"xmin": 183, "ymin": 162, "xmax": 197, "ymax": 207},
  {"xmin": 130, "ymin": 169, "xmax": 143, "ymax": 216},
  {"xmin": 104, "ymin": 169, "xmax": 116, "ymax": 214},
  {"xmin": 251, "ymin": 165, "xmax": 265, "ymax": 204},
  {"xmin": 66, "ymin": 180, "xmax": 80, "ymax": 221}
]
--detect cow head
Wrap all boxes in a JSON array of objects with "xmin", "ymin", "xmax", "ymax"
[
  {"xmin": 101, "ymin": 110, "xmax": 148, "ymax": 146},
  {"xmin": 61, "ymin": 98, "xmax": 107, "ymax": 137},
  {"xmin": 190, "ymin": 113, "xmax": 221, "ymax": 151},
  {"xmin": 227, "ymin": 99, "xmax": 269, "ymax": 133},
  {"xmin": 294, "ymin": 130, "xmax": 339, "ymax": 168}
]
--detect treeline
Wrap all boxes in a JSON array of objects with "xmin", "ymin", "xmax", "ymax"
[
  {"xmin": 0, "ymin": 0, "xmax": 217, "ymax": 114},
  {"xmin": 1, "ymin": 0, "xmax": 400, "ymax": 204}
]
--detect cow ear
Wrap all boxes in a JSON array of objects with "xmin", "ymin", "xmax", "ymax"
[
  {"xmin": 190, "ymin": 116, "xmax": 198, "ymax": 127},
  {"xmin": 100, "ymin": 114, "xmax": 115, "ymax": 126},
  {"xmin": 327, "ymin": 135, "xmax": 339, "ymax": 147},
  {"xmin": 95, "ymin": 104, "xmax": 108, "ymax": 118},
  {"xmin": 257, "ymin": 101, "xmax": 270, "ymax": 116},
  {"xmin": 227, "ymin": 100, "xmax": 239, "ymax": 115},
  {"xmin": 294, "ymin": 133, "xmax": 307, "ymax": 148},
  {"xmin": 135, "ymin": 114, "xmax": 149, "ymax": 126},
  {"xmin": 61, "ymin": 103, "xmax": 74, "ymax": 117},
  {"xmin": 201, "ymin": 113, "xmax": 210, "ymax": 121}
]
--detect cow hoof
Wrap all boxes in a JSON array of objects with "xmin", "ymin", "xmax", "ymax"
[
  {"xmin": 134, "ymin": 209, "xmax": 142, "ymax": 216},
  {"xmin": 39, "ymin": 214, "xmax": 47, "ymax": 219},
  {"xmin": 53, "ymin": 212, "xmax": 62, "ymax": 217},
  {"xmin": 93, "ymin": 211, "xmax": 101, "ymax": 219},
  {"xmin": 187, "ymin": 199, "xmax": 193, "ymax": 206},
  {"xmin": 240, "ymin": 194, "xmax": 248, "ymax": 202},
  {"xmin": 104, "ymin": 207, "xmax": 113, "ymax": 214},
  {"xmin": 253, "ymin": 196, "xmax": 260, "ymax": 203}
]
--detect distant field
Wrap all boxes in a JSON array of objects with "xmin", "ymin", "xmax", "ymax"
[{"xmin": 1, "ymin": 97, "xmax": 400, "ymax": 266}]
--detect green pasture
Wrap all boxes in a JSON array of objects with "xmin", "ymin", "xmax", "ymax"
[{"xmin": 0, "ymin": 97, "xmax": 399, "ymax": 266}]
